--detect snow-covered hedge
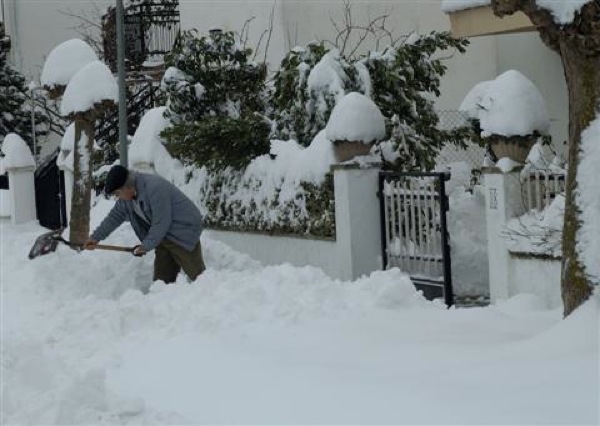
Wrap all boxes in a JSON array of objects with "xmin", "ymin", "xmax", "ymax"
[{"xmin": 132, "ymin": 108, "xmax": 338, "ymax": 238}]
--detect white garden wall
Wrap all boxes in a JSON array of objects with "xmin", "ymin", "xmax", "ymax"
[
  {"xmin": 205, "ymin": 166, "xmax": 383, "ymax": 282},
  {"xmin": 508, "ymin": 254, "xmax": 562, "ymax": 309}
]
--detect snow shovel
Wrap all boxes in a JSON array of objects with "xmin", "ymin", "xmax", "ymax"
[{"xmin": 29, "ymin": 229, "xmax": 136, "ymax": 260}]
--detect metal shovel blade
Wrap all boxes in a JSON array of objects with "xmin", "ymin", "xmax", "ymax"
[{"xmin": 28, "ymin": 229, "xmax": 63, "ymax": 259}]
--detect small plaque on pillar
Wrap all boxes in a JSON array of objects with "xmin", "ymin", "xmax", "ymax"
[{"xmin": 489, "ymin": 188, "xmax": 498, "ymax": 210}]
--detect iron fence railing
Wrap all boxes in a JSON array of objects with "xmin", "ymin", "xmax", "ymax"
[
  {"xmin": 102, "ymin": 0, "xmax": 180, "ymax": 72},
  {"xmin": 379, "ymin": 171, "xmax": 454, "ymax": 306}
]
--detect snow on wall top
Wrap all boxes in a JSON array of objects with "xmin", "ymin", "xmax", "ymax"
[
  {"xmin": 576, "ymin": 114, "xmax": 600, "ymax": 282},
  {"xmin": 1, "ymin": 133, "xmax": 35, "ymax": 169},
  {"xmin": 461, "ymin": 70, "xmax": 549, "ymax": 138},
  {"xmin": 60, "ymin": 61, "xmax": 118, "ymax": 116},
  {"xmin": 40, "ymin": 39, "xmax": 98, "ymax": 89},
  {"xmin": 441, "ymin": 0, "xmax": 592, "ymax": 25},
  {"xmin": 441, "ymin": 0, "xmax": 490, "ymax": 13},
  {"xmin": 325, "ymin": 92, "xmax": 386, "ymax": 144}
]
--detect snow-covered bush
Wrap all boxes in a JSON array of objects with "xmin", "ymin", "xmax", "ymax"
[
  {"xmin": 161, "ymin": 29, "xmax": 270, "ymax": 170},
  {"xmin": 271, "ymin": 42, "xmax": 331, "ymax": 145},
  {"xmin": 271, "ymin": 32, "xmax": 471, "ymax": 170}
]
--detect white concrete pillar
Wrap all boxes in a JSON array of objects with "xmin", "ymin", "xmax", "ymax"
[
  {"xmin": 6, "ymin": 166, "xmax": 36, "ymax": 225},
  {"xmin": 483, "ymin": 166, "xmax": 526, "ymax": 303},
  {"xmin": 333, "ymin": 165, "xmax": 382, "ymax": 281}
]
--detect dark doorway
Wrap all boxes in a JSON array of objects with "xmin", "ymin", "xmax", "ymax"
[{"xmin": 34, "ymin": 150, "xmax": 67, "ymax": 230}]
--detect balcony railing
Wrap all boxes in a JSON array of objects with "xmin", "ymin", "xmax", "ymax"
[{"xmin": 102, "ymin": 0, "xmax": 180, "ymax": 72}]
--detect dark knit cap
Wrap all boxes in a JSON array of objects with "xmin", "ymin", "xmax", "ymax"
[{"xmin": 104, "ymin": 165, "xmax": 129, "ymax": 194}]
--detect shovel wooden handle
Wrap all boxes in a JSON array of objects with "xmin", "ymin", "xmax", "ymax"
[{"xmin": 95, "ymin": 244, "xmax": 135, "ymax": 253}]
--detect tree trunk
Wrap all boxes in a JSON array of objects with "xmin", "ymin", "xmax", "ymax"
[
  {"xmin": 559, "ymin": 43, "xmax": 600, "ymax": 317},
  {"xmin": 69, "ymin": 112, "xmax": 96, "ymax": 245}
]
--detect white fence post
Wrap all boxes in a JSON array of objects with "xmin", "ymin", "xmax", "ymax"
[
  {"xmin": 483, "ymin": 166, "xmax": 526, "ymax": 303},
  {"xmin": 333, "ymin": 165, "xmax": 382, "ymax": 280},
  {"xmin": 6, "ymin": 165, "xmax": 36, "ymax": 225}
]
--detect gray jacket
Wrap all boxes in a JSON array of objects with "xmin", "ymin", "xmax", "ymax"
[{"xmin": 92, "ymin": 173, "xmax": 203, "ymax": 252}]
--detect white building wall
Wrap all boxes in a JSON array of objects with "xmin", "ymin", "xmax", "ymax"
[
  {"xmin": 3, "ymin": 0, "xmax": 568, "ymax": 151},
  {"xmin": 3, "ymin": 0, "xmax": 111, "ymax": 80}
]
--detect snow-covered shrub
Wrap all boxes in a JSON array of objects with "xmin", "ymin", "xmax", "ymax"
[
  {"xmin": 365, "ymin": 32, "xmax": 471, "ymax": 171},
  {"xmin": 270, "ymin": 42, "xmax": 328, "ymax": 145},
  {"xmin": 271, "ymin": 32, "xmax": 471, "ymax": 170},
  {"xmin": 178, "ymin": 131, "xmax": 338, "ymax": 237},
  {"xmin": 161, "ymin": 29, "xmax": 270, "ymax": 169}
]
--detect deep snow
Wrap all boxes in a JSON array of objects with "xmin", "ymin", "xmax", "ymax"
[{"xmin": 1, "ymin": 200, "xmax": 598, "ymax": 425}]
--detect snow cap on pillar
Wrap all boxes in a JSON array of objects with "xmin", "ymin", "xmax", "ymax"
[
  {"xmin": 1, "ymin": 133, "xmax": 35, "ymax": 169},
  {"xmin": 60, "ymin": 60, "xmax": 118, "ymax": 117},
  {"xmin": 40, "ymin": 39, "xmax": 98, "ymax": 97}
]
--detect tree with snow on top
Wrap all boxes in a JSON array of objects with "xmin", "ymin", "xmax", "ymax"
[
  {"xmin": 488, "ymin": 0, "xmax": 599, "ymax": 316},
  {"xmin": 41, "ymin": 39, "xmax": 118, "ymax": 245}
]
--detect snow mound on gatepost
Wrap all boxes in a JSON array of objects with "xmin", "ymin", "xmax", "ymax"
[
  {"xmin": 40, "ymin": 39, "xmax": 98, "ymax": 89},
  {"xmin": 462, "ymin": 70, "xmax": 549, "ymax": 138},
  {"xmin": 576, "ymin": 114, "xmax": 600, "ymax": 283},
  {"xmin": 60, "ymin": 61, "xmax": 118, "ymax": 116},
  {"xmin": 325, "ymin": 92, "xmax": 386, "ymax": 143},
  {"xmin": 1, "ymin": 133, "xmax": 34, "ymax": 168}
]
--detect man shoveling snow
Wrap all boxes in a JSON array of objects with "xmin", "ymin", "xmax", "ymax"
[{"xmin": 84, "ymin": 165, "xmax": 206, "ymax": 283}]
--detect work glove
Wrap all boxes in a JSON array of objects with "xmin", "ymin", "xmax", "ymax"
[
  {"xmin": 83, "ymin": 239, "xmax": 98, "ymax": 250},
  {"xmin": 133, "ymin": 245, "xmax": 147, "ymax": 257}
]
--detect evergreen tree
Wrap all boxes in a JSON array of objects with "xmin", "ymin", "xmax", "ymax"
[{"xmin": 0, "ymin": 24, "xmax": 48, "ymax": 155}]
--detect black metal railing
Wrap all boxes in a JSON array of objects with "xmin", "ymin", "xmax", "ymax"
[
  {"xmin": 378, "ymin": 171, "xmax": 454, "ymax": 306},
  {"xmin": 102, "ymin": 0, "xmax": 180, "ymax": 72},
  {"xmin": 96, "ymin": 81, "xmax": 159, "ymax": 164}
]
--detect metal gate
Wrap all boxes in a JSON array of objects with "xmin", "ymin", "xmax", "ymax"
[{"xmin": 379, "ymin": 171, "xmax": 454, "ymax": 306}]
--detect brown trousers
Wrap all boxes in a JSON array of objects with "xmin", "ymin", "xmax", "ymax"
[{"xmin": 154, "ymin": 239, "xmax": 206, "ymax": 283}]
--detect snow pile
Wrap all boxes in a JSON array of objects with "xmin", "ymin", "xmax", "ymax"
[
  {"xmin": 461, "ymin": 70, "xmax": 549, "ymax": 138},
  {"xmin": 1, "ymin": 133, "xmax": 34, "ymax": 168},
  {"xmin": 444, "ymin": 163, "xmax": 489, "ymax": 296},
  {"xmin": 61, "ymin": 61, "xmax": 118, "ymax": 116},
  {"xmin": 128, "ymin": 107, "xmax": 184, "ymax": 183},
  {"xmin": 536, "ymin": 0, "xmax": 593, "ymax": 25},
  {"xmin": 504, "ymin": 194, "xmax": 565, "ymax": 257},
  {"xmin": 325, "ymin": 92, "xmax": 386, "ymax": 143},
  {"xmin": 524, "ymin": 140, "xmax": 565, "ymax": 172},
  {"xmin": 441, "ymin": 0, "xmax": 490, "ymax": 13},
  {"xmin": 576, "ymin": 114, "xmax": 600, "ymax": 282},
  {"xmin": 2, "ymin": 212, "xmax": 598, "ymax": 424},
  {"xmin": 248, "ymin": 130, "xmax": 336, "ymax": 188},
  {"xmin": 40, "ymin": 39, "xmax": 98, "ymax": 89}
]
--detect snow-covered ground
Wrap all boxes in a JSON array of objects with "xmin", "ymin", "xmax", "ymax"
[{"xmin": 1, "ymin": 200, "xmax": 598, "ymax": 425}]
